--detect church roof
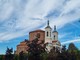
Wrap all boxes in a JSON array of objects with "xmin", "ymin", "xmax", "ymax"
[
  {"xmin": 45, "ymin": 20, "xmax": 52, "ymax": 29},
  {"xmin": 29, "ymin": 29, "xmax": 45, "ymax": 33},
  {"xmin": 53, "ymin": 30, "xmax": 58, "ymax": 33},
  {"xmin": 52, "ymin": 40, "xmax": 58, "ymax": 43},
  {"xmin": 53, "ymin": 25, "xmax": 58, "ymax": 32},
  {"xmin": 45, "ymin": 26, "xmax": 52, "ymax": 29}
]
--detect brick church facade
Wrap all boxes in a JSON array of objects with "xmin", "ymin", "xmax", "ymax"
[{"xmin": 29, "ymin": 30, "xmax": 45, "ymax": 42}]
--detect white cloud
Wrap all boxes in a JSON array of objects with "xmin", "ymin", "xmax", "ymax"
[
  {"xmin": 0, "ymin": 0, "xmax": 14, "ymax": 21},
  {"xmin": 58, "ymin": 32, "xmax": 72, "ymax": 39},
  {"xmin": 61, "ymin": 38, "xmax": 80, "ymax": 45},
  {"xmin": 0, "ymin": 0, "xmax": 80, "ymax": 42},
  {"xmin": 61, "ymin": 0, "xmax": 80, "ymax": 15}
]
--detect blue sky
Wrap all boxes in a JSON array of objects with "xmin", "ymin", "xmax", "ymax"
[{"xmin": 0, "ymin": 0, "xmax": 80, "ymax": 54}]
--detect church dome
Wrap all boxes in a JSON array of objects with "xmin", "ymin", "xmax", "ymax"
[
  {"xmin": 53, "ymin": 25, "xmax": 58, "ymax": 32},
  {"xmin": 45, "ymin": 25, "xmax": 52, "ymax": 29}
]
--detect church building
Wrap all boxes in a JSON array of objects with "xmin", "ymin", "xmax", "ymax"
[{"xmin": 15, "ymin": 20, "xmax": 61, "ymax": 54}]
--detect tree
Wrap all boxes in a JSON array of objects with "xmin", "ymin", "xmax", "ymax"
[
  {"xmin": 68, "ymin": 43, "xmax": 77, "ymax": 50},
  {"xmin": 27, "ymin": 33, "xmax": 45, "ymax": 60},
  {"xmin": 62, "ymin": 45, "xmax": 66, "ymax": 53},
  {"xmin": 0, "ymin": 55, "xmax": 4, "ymax": 60},
  {"xmin": 14, "ymin": 54, "xmax": 19, "ymax": 60},
  {"xmin": 19, "ymin": 51, "xmax": 24, "ymax": 60},
  {"xmin": 68, "ymin": 43, "xmax": 78, "ymax": 52},
  {"xmin": 68, "ymin": 43, "xmax": 78, "ymax": 60},
  {"xmin": 5, "ymin": 47, "xmax": 13, "ymax": 60},
  {"xmin": 47, "ymin": 47, "xmax": 58, "ymax": 60}
]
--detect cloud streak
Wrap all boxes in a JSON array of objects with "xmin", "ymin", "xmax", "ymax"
[
  {"xmin": 61, "ymin": 38, "xmax": 80, "ymax": 45},
  {"xmin": 0, "ymin": 0, "xmax": 80, "ymax": 42}
]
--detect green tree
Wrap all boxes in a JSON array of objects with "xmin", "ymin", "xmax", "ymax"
[
  {"xmin": 0, "ymin": 55, "xmax": 4, "ymax": 60},
  {"xmin": 47, "ymin": 47, "xmax": 58, "ymax": 60},
  {"xmin": 68, "ymin": 43, "xmax": 78, "ymax": 60},
  {"xmin": 14, "ymin": 54, "xmax": 19, "ymax": 60},
  {"xmin": 5, "ymin": 47, "xmax": 13, "ymax": 60},
  {"xmin": 68, "ymin": 43, "xmax": 78, "ymax": 52},
  {"xmin": 62, "ymin": 45, "xmax": 66, "ymax": 53},
  {"xmin": 19, "ymin": 51, "xmax": 28, "ymax": 60},
  {"xmin": 27, "ymin": 33, "xmax": 45, "ymax": 60}
]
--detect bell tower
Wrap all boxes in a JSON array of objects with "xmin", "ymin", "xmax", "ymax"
[
  {"xmin": 45, "ymin": 20, "xmax": 52, "ymax": 43},
  {"xmin": 53, "ymin": 25, "xmax": 58, "ymax": 40}
]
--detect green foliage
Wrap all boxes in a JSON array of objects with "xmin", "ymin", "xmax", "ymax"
[
  {"xmin": 5, "ymin": 47, "xmax": 14, "ymax": 60},
  {"xmin": 0, "ymin": 55, "xmax": 4, "ymax": 60},
  {"xmin": 68, "ymin": 43, "xmax": 78, "ymax": 51},
  {"xmin": 14, "ymin": 54, "xmax": 19, "ymax": 60},
  {"xmin": 27, "ymin": 34, "xmax": 46, "ymax": 60},
  {"xmin": 45, "ymin": 43, "xmax": 80, "ymax": 60},
  {"xmin": 13, "ymin": 53, "xmax": 28, "ymax": 60},
  {"xmin": 19, "ymin": 51, "xmax": 28, "ymax": 60},
  {"xmin": 1, "ymin": 42, "xmax": 80, "ymax": 60},
  {"xmin": 40, "ymin": 52, "xmax": 48, "ymax": 60}
]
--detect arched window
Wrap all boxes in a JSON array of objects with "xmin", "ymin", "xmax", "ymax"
[
  {"xmin": 47, "ymin": 31, "xmax": 48, "ymax": 37},
  {"xmin": 50, "ymin": 32, "xmax": 51, "ymax": 37},
  {"xmin": 54, "ymin": 35, "xmax": 55, "ymax": 40}
]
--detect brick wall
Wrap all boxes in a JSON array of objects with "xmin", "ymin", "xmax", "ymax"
[{"xmin": 29, "ymin": 30, "xmax": 45, "ymax": 42}]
